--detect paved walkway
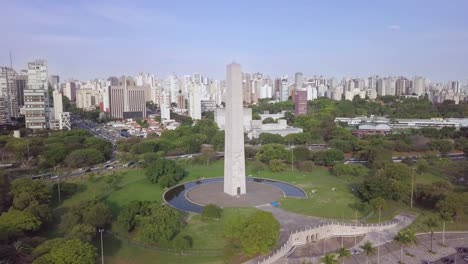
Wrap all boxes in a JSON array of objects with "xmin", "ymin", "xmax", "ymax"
[{"xmin": 256, "ymin": 205, "xmax": 326, "ymax": 245}]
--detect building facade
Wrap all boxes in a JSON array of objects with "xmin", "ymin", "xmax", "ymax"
[{"xmin": 25, "ymin": 60, "xmax": 48, "ymax": 130}]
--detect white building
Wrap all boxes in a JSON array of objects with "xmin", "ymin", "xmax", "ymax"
[
  {"xmin": 25, "ymin": 60, "xmax": 48, "ymax": 130},
  {"xmin": 188, "ymin": 83, "xmax": 202, "ymax": 120},
  {"xmin": 248, "ymin": 119, "xmax": 303, "ymax": 139}
]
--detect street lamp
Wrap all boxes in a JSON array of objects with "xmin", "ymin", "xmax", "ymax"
[
  {"xmin": 99, "ymin": 229, "xmax": 105, "ymax": 264},
  {"xmin": 411, "ymin": 168, "xmax": 415, "ymax": 209}
]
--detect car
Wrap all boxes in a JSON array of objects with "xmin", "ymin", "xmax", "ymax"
[
  {"xmin": 106, "ymin": 166, "xmax": 114, "ymax": 170},
  {"xmin": 442, "ymin": 258, "xmax": 454, "ymax": 264},
  {"xmin": 423, "ymin": 261, "xmax": 434, "ymax": 264},
  {"xmin": 351, "ymin": 248, "xmax": 363, "ymax": 255},
  {"xmin": 84, "ymin": 168, "xmax": 92, "ymax": 172},
  {"xmin": 50, "ymin": 175, "xmax": 58, "ymax": 179},
  {"xmin": 464, "ymin": 256, "xmax": 468, "ymax": 262}
]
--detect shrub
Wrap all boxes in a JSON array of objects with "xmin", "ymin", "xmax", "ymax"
[
  {"xmin": 201, "ymin": 204, "xmax": 223, "ymax": 220},
  {"xmin": 296, "ymin": 161, "xmax": 314, "ymax": 172},
  {"xmin": 269, "ymin": 159, "xmax": 286, "ymax": 172}
]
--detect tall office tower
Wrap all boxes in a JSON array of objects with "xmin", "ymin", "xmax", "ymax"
[
  {"xmin": 242, "ymin": 73, "xmax": 252, "ymax": 104},
  {"xmin": 224, "ymin": 63, "xmax": 246, "ymax": 196},
  {"xmin": 294, "ymin": 90, "xmax": 307, "ymax": 115},
  {"xmin": 413, "ymin": 76, "xmax": 426, "ymax": 96},
  {"xmin": 306, "ymin": 85, "xmax": 318, "ymax": 101},
  {"xmin": 16, "ymin": 73, "xmax": 27, "ymax": 107},
  {"xmin": 451, "ymin": 81, "xmax": 461, "ymax": 94},
  {"xmin": 48, "ymin": 75, "xmax": 60, "ymax": 90},
  {"xmin": 64, "ymin": 81, "xmax": 77, "ymax": 101},
  {"xmin": 109, "ymin": 77, "xmax": 146, "ymax": 119},
  {"xmin": 0, "ymin": 67, "xmax": 19, "ymax": 125},
  {"xmin": 376, "ymin": 78, "xmax": 387, "ymax": 96},
  {"xmin": 280, "ymin": 77, "xmax": 290, "ymax": 101},
  {"xmin": 295, "ymin": 72, "xmax": 303, "ymax": 89},
  {"xmin": 24, "ymin": 60, "xmax": 48, "ymax": 130},
  {"xmin": 188, "ymin": 83, "xmax": 201, "ymax": 120}
]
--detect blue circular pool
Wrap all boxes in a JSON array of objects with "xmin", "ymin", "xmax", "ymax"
[{"xmin": 163, "ymin": 177, "xmax": 307, "ymax": 213}]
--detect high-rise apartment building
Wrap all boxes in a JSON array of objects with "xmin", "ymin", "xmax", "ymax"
[
  {"xmin": 48, "ymin": 75, "xmax": 60, "ymax": 89},
  {"xmin": 188, "ymin": 83, "xmax": 201, "ymax": 120},
  {"xmin": 16, "ymin": 74, "xmax": 27, "ymax": 107},
  {"xmin": 294, "ymin": 90, "xmax": 307, "ymax": 115},
  {"xmin": 64, "ymin": 81, "xmax": 77, "ymax": 101},
  {"xmin": 25, "ymin": 60, "xmax": 48, "ymax": 130},
  {"xmin": 295, "ymin": 72, "xmax": 303, "ymax": 89},
  {"xmin": 280, "ymin": 78, "xmax": 290, "ymax": 101},
  {"xmin": 413, "ymin": 76, "xmax": 426, "ymax": 96},
  {"xmin": 0, "ymin": 67, "xmax": 19, "ymax": 125},
  {"xmin": 76, "ymin": 89, "xmax": 100, "ymax": 110}
]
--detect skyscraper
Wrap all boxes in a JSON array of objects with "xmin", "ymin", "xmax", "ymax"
[
  {"xmin": 0, "ymin": 67, "xmax": 19, "ymax": 125},
  {"xmin": 224, "ymin": 63, "xmax": 246, "ymax": 196},
  {"xmin": 25, "ymin": 60, "xmax": 48, "ymax": 130},
  {"xmin": 64, "ymin": 81, "xmax": 77, "ymax": 101},
  {"xmin": 295, "ymin": 72, "xmax": 303, "ymax": 89},
  {"xmin": 188, "ymin": 83, "xmax": 201, "ymax": 120},
  {"xmin": 294, "ymin": 90, "xmax": 307, "ymax": 115}
]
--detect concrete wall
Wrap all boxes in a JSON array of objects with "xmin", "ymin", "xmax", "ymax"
[{"xmin": 253, "ymin": 219, "xmax": 399, "ymax": 264}]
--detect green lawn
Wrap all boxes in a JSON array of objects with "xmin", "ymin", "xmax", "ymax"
[{"xmin": 54, "ymin": 159, "xmax": 467, "ymax": 264}]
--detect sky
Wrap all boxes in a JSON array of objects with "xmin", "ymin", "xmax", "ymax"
[{"xmin": 1, "ymin": 0, "xmax": 468, "ymax": 82}]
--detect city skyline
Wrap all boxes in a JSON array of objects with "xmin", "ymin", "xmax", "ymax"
[{"xmin": 1, "ymin": 0, "xmax": 468, "ymax": 81}]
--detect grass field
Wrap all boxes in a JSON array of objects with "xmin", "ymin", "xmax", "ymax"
[{"xmin": 55, "ymin": 159, "xmax": 467, "ymax": 263}]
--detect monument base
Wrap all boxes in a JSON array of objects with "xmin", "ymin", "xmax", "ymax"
[{"xmin": 186, "ymin": 181, "xmax": 284, "ymax": 208}]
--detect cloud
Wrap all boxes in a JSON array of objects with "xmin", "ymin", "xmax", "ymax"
[{"xmin": 387, "ymin": 25, "xmax": 401, "ymax": 31}]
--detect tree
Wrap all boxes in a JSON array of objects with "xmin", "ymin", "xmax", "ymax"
[
  {"xmin": 10, "ymin": 178, "xmax": 51, "ymax": 211},
  {"xmin": 259, "ymin": 133, "xmax": 284, "ymax": 144},
  {"xmin": 320, "ymin": 253, "xmax": 338, "ymax": 264},
  {"xmin": 82, "ymin": 202, "xmax": 113, "ymax": 228},
  {"xmin": 0, "ymin": 210, "xmax": 42, "ymax": 233},
  {"xmin": 173, "ymin": 235, "xmax": 193, "ymax": 251},
  {"xmin": 0, "ymin": 172, "xmax": 11, "ymax": 213},
  {"xmin": 64, "ymin": 148, "xmax": 105, "ymax": 168},
  {"xmin": 240, "ymin": 211, "xmax": 280, "ymax": 256},
  {"xmin": 393, "ymin": 230, "xmax": 418, "ymax": 264},
  {"xmin": 65, "ymin": 224, "xmax": 96, "ymax": 242},
  {"xmin": 296, "ymin": 160, "xmax": 314, "ymax": 172},
  {"xmin": 337, "ymin": 247, "xmax": 351, "ymax": 264},
  {"xmin": 262, "ymin": 117, "xmax": 276, "ymax": 124},
  {"xmin": 140, "ymin": 205, "xmax": 183, "ymax": 242},
  {"xmin": 117, "ymin": 201, "xmax": 152, "ymax": 232},
  {"xmin": 422, "ymin": 216, "xmax": 439, "ymax": 253},
  {"xmin": 60, "ymin": 200, "xmax": 113, "ymax": 234},
  {"xmin": 360, "ymin": 241, "xmax": 376, "ymax": 264},
  {"xmin": 201, "ymin": 204, "xmax": 223, "ymax": 221},
  {"xmin": 145, "ymin": 158, "xmax": 186, "ymax": 188},
  {"xmin": 200, "ymin": 145, "xmax": 217, "ymax": 165},
  {"xmin": 33, "ymin": 239, "xmax": 97, "ymax": 264},
  {"xmin": 255, "ymin": 144, "xmax": 288, "ymax": 163},
  {"xmin": 269, "ymin": 159, "xmax": 286, "ymax": 172},
  {"xmin": 313, "ymin": 149, "xmax": 344, "ymax": 166},
  {"xmin": 436, "ymin": 193, "xmax": 467, "ymax": 221}
]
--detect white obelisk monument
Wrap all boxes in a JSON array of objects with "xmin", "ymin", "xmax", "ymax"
[{"xmin": 224, "ymin": 63, "xmax": 247, "ymax": 196}]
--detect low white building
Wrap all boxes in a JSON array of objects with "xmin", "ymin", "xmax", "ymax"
[
  {"xmin": 215, "ymin": 107, "xmax": 252, "ymax": 131},
  {"xmin": 248, "ymin": 119, "xmax": 303, "ymax": 139}
]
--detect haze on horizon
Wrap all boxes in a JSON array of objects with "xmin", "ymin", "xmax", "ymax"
[{"xmin": 1, "ymin": 0, "xmax": 468, "ymax": 82}]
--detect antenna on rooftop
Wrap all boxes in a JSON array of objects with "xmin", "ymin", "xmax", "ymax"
[{"xmin": 9, "ymin": 51, "xmax": 13, "ymax": 68}]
